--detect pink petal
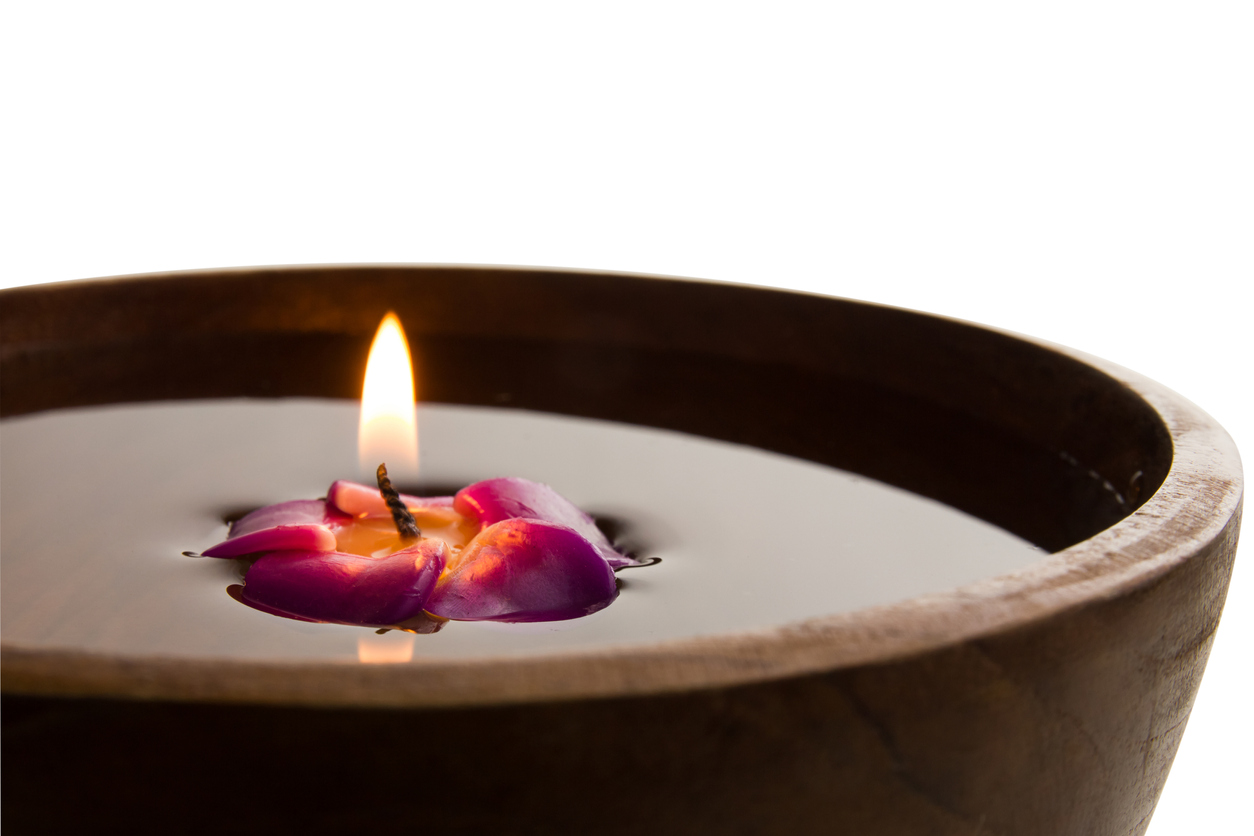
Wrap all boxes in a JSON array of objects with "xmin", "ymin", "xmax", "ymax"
[
  {"xmin": 327, "ymin": 479, "xmax": 454, "ymax": 518},
  {"xmin": 234, "ymin": 540, "xmax": 448, "ymax": 627},
  {"xmin": 203, "ymin": 524, "xmax": 337, "ymax": 557},
  {"xmin": 425, "ymin": 519, "xmax": 618, "ymax": 623},
  {"xmin": 454, "ymin": 477, "xmax": 639, "ymax": 568},
  {"xmin": 226, "ymin": 583, "xmax": 319, "ymax": 622},
  {"xmin": 228, "ymin": 499, "xmax": 343, "ymax": 537}
]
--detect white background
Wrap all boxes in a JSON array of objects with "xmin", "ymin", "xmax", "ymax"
[{"xmin": 2, "ymin": 3, "xmax": 1249, "ymax": 830}]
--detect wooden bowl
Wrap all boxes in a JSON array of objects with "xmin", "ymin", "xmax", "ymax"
[{"xmin": 0, "ymin": 265, "xmax": 1242, "ymax": 835}]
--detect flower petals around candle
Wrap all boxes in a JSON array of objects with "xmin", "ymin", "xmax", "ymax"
[
  {"xmin": 226, "ymin": 583, "xmax": 320, "ymax": 622},
  {"xmin": 453, "ymin": 477, "xmax": 642, "ymax": 568},
  {"xmin": 234, "ymin": 540, "xmax": 448, "ymax": 627},
  {"xmin": 203, "ymin": 498, "xmax": 344, "ymax": 557},
  {"xmin": 199, "ymin": 478, "xmax": 647, "ymax": 629},
  {"xmin": 426, "ymin": 519, "xmax": 619, "ymax": 622},
  {"xmin": 229, "ymin": 499, "xmax": 345, "ymax": 536},
  {"xmin": 203, "ymin": 524, "xmax": 338, "ymax": 558},
  {"xmin": 328, "ymin": 479, "xmax": 453, "ymax": 518}
]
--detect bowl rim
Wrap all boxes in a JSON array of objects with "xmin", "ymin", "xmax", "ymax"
[{"xmin": 0, "ymin": 264, "xmax": 1243, "ymax": 708}]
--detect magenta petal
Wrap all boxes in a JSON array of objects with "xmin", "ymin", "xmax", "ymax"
[
  {"xmin": 203, "ymin": 499, "xmax": 343, "ymax": 556},
  {"xmin": 236, "ymin": 541, "xmax": 448, "ymax": 627},
  {"xmin": 227, "ymin": 583, "xmax": 320, "ymax": 622},
  {"xmin": 228, "ymin": 499, "xmax": 342, "ymax": 537},
  {"xmin": 327, "ymin": 480, "xmax": 454, "ymax": 518},
  {"xmin": 425, "ymin": 519, "xmax": 618, "ymax": 623},
  {"xmin": 203, "ymin": 524, "xmax": 337, "ymax": 557},
  {"xmin": 454, "ymin": 478, "xmax": 639, "ymax": 568}
]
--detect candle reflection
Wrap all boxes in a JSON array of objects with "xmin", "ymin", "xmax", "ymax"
[{"xmin": 357, "ymin": 630, "xmax": 416, "ymax": 664}]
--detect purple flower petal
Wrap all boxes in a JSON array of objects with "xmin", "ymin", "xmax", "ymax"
[
  {"xmin": 226, "ymin": 583, "xmax": 320, "ymax": 622},
  {"xmin": 235, "ymin": 540, "xmax": 448, "ymax": 627},
  {"xmin": 327, "ymin": 480, "xmax": 454, "ymax": 518},
  {"xmin": 229, "ymin": 499, "xmax": 344, "ymax": 537},
  {"xmin": 454, "ymin": 478, "xmax": 640, "ymax": 568},
  {"xmin": 203, "ymin": 524, "xmax": 337, "ymax": 558},
  {"xmin": 425, "ymin": 519, "xmax": 618, "ymax": 622},
  {"xmin": 203, "ymin": 498, "xmax": 345, "ymax": 557}
]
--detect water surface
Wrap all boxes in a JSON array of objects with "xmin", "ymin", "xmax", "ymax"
[{"xmin": 0, "ymin": 399, "xmax": 1044, "ymax": 661}]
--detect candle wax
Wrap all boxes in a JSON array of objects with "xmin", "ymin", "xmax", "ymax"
[{"xmin": 333, "ymin": 510, "xmax": 476, "ymax": 559}]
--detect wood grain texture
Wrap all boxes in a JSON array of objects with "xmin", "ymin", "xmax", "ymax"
[{"xmin": 0, "ymin": 265, "xmax": 1243, "ymax": 835}]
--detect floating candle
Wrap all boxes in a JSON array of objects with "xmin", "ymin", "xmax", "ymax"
[
  {"xmin": 195, "ymin": 312, "xmax": 649, "ymax": 631},
  {"xmin": 201, "ymin": 470, "xmax": 640, "ymax": 629}
]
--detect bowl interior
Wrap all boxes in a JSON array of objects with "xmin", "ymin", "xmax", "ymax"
[{"xmin": 1, "ymin": 265, "xmax": 1171, "ymax": 553}]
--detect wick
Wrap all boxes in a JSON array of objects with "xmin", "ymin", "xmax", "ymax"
[{"xmin": 377, "ymin": 463, "xmax": 421, "ymax": 539}]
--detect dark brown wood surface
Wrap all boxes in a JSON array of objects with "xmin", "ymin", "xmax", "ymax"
[{"xmin": 0, "ymin": 265, "xmax": 1242, "ymax": 835}]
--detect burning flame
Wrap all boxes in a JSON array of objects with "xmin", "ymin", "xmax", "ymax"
[
  {"xmin": 357, "ymin": 631, "xmax": 416, "ymax": 664},
  {"xmin": 359, "ymin": 312, "xmax": 419, "ymax": 482}
]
